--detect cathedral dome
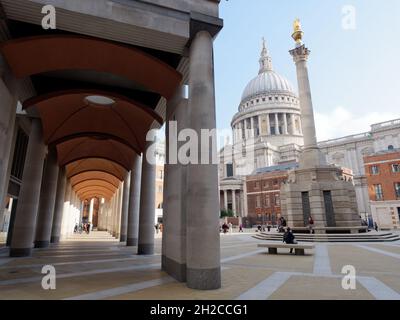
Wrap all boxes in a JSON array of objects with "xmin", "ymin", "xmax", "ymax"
[{"xmin": 241, "ymin": 40, "xmax": 296, "ymax": 103}]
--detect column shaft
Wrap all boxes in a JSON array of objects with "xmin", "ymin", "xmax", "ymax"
[
  {"xmin": 51, "ymin": 169, "xmax": 66, "ymax": 243},
  {"xmin": 186, "ymin": 30, "xmax": 221, "ymax": 290},
  {"xmin": 138, "ymin": 141, "xmax": 156, "ymax": 255},
  {"xmin": 34, "ymin": 147, "xmax": 59, "ymax": 248},
  {"xmin": 127, "ymin": 155, "xmax": 142, "ymax": 246},
  {"xmin": 120, "ymin": 171, "xmax": 131, "ymax": 242},
  {"xmin": 10, "ymin": 119, "xmax": 46, "ymax": 257}
]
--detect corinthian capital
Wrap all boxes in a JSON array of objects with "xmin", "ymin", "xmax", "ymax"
[{"xmin": 289, "ymin": 45, "xmax": 311, "ymax": 63}]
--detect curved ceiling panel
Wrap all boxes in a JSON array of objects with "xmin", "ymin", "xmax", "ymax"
[
  {"xmin": 70, "ymin": 171, "xmax": 121, "ymax": 188},
  {"xmin": 56, "ymin": 136, "xmax": 136, "ymax": 171},
  {"xmin": 79, "ymin": 192, "xmax": 112, "ymax": 201},
  {"xmin": 23, "ymin": 90, "xmax": 161, "ymax": 153},
  {"xmin": 0, "ymin": 35, "xmax": 182, "ymax": 99},
  {"xmin": 73, "ymin": 180, "xmax": 117, "ymax": 194},
  {"xmin": 76, "ymin": 186, "xmax": 115, "ymax": 198},
  {"xmin": 66, "ymin": 158, "xmax": 126, "ymax": 181}
]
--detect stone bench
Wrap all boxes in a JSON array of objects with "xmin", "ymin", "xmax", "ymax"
[{"xmin": 258, "ymin": 243, "xmax": 315, "ymax": 255}]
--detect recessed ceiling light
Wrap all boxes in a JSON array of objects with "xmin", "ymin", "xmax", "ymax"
[{"xmin": 85, "ymin": 95, "xmax": 115, "ymax": 106}]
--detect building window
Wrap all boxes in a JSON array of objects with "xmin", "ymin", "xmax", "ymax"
[
  {"xmin": 374, "ymin": 184, "xmax": 384, "ymax": 201},
  {"xmin": 269, "ymin": 97, "xmax": 272, "ymax": 101},
  {"xmin": 226, "ymin": 163, "xmax": 234, "ymax": 177},
  {"xmin": 262, "ymin": 98, "xmax": 266, "ymax": 102},
  {"xmin": 395, "ymin": 183, "xmax": 400, "ymax": 198},
  {"xmin": 371, "ymin": 165, "xmax": 379, "ymax": 175},
  {"xmin": 388, "ymin": 145, "xmax": 394, "ymax": 150},
  {"xmin": 159, "ymin": 170, "xmax": 164, "ymax": 180},
  {"xmin": 264, "ymin": 195, "xmax": 270, "ymax": 207},
  {"xmin": 256, "ymin": 195, "xmax": 261, "ymax": 208},
  {"xmin": 274, "ymin": 194, "xmax": 280, "ymax": 206},
  {"xmin": 256, "ymin": 99, "xmax": 259, "ymax": 103},
  {"xmin": 158, "ymin": 185, "xmax": 163, "ymax": 193},
  {"xmin": 255, "ymin": 181, "xmax": 260, "ymax": 189},
  {"xmin": 392, "ymin": 164, "xmax": 400, "ymax": 173}
]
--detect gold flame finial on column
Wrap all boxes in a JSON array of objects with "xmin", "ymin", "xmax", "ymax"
[{"xmin": 292, "ymin": 18, "xmax": 304, "ymax": 45}]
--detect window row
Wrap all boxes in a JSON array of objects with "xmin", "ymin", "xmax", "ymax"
[
  {"xmin": 370, "ymin": 164, "xmax": 400, "ymax": 175},
  {"xmin": 373, "ymin": 183, "xmax": 400, "ymax": 200}
]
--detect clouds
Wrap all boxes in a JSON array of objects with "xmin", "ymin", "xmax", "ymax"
[{"xmin": 315, "ymin": 106, "xmax": 398, "ymax": 142}]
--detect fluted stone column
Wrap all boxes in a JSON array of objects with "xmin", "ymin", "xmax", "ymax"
[
  {"xmin": 232, "ymin": 190, "xmax": 237, "ymax": 215},
  {"xmin": 283, "ymin": 113, "xmax": 288, "ymax": 134},
  {"xmin": 127, "ymin": 155, "xmax": 142, "ymax": 246},
  {"xmin": 34, "ymin": 147, "xmax": 59, "ymax": 248},
  {"xmin": 10, "ymin": 119, "xmax": 46, "ymax": 257},
  {"xmin": 290, "ymin": 45, "xmax": 326, "ymax": 168},
  {"xmin": 51, "ymin": 168, "xmax": 67, "ymax": 243},
  {"xmin": 250, "ymin": 117, "xmax": 254, "ymax": 138},
  {"xmin": 266, "ymin": 113, "xmax": 271, "ymax": 135},
  {"xmin": 274, "ymin": 113, "xmax": 280, "ymax": 135},
  {"xmin": 120, "ymin": 171, "xmax": 130, "ymax": 242},
  {"xmin": 223, "ymin": 190, "xmax": 228, "ymax": 210},
  {"xmin": 186, "ymin": 30, "xmax": 221, "ymax": 290},
  {"xmin": 291, "ymin": 113, "xmax": 296, "ymax": 134},
  {"xmin": 138, "ymin": 140, "xmax": 156, "ymax": 255}
]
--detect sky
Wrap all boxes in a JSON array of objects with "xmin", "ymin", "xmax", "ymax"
[{"xmin": 213, "ymin": 0, "xmax": 400, "ymax": 142}]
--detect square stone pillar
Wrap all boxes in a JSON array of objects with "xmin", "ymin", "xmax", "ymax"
[
  {"xmin": 186, "ymin": 30, "xmax": 221, "ymax": 290},
  {"xmin": 51, "ymin": 168, "xmax": 67, "ymax": 243},
  {"xmin": 34, "ymin": 147, "xmax": 59, "ymax": 248},
  {"xmin": 126, "ymin": 154, "xmax": 142, "ymax": 246},
  {"xmin": 10, "ymin": 118, "xmax": 46, "ymax": 257},
  {"xmin": 162, "ymin": 87, "xmax": 188, "ymax": 281},
  {"xmin": 137, "ymin": 139, "xmax": 156, "ymax": 255}
]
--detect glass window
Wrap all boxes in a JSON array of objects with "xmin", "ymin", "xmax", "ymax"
[
  {"xmin": 255, "ymin": 181, "xmax": 260, "ymax": 189},
  {"xmin": 371, "ymin": 165, "xmax": 379, "ymax": 175},
  {"xmin": 374, "ymin": 184, "xmax": 383, "ymax": 201},
  {"xmin": 274, "ymin": 194, "xmax": 280, "ymax": 206},
  {"xmin": 392, "ymin": 164, "xmax": 400, "ymax": 173},
  {"xmin": 395, "ymin": 183, "xmax": 400, "ymax": 198},
  {"xmin": 264, "ymin": 195, "xmax": 270, "ymax": 207},
  {"xmin": 256, "ymin": 196, "xmax": 261, "ymax": 208}
]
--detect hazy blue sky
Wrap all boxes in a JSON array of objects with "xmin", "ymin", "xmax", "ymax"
[{"xmin": 213, "ymin": 0, "xmax": 400, "ymax": 141}]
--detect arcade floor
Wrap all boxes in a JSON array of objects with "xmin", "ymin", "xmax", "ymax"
[{"xmin": 0, "ymin": 231, "xmax": 399, "ymax": 300}]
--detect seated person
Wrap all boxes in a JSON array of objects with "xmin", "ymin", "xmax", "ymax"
[{"xmin": 283, "ymin": 227, "xmax": 297, "ymax": 253}]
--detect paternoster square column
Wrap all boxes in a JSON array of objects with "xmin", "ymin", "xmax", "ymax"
[
  {"xmin": 186, "ymin": 30, "xmax": 221, "ymax": 290},
  {"xmin": 127, "ymin": 154, "xmax": 142, "ymax": 246},
  {"xmin": 10, "ymin": 118, "xmax": 46, "ymax": 257},
  {"xmin": 138, "ymin": 138, "xmax": 156, "ymax": 255},
  {"xmin": 119, "ymin": 171, "xmax": 131, "ymax": 242},
  {"xmin": 290, "ymin": 19, "xmax": 326, "ymax": 168},
  {"xmin": 51, "ymin": 168, "xmax": 67, "ymax": 243},
  {"xmin": 34, "ymin": 147, "xmax": 60, "ymax": 248}
]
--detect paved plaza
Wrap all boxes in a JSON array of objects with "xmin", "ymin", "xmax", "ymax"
[{"xmin": 0, "ymin": 231, "xmax": 399, "ymax": 300}]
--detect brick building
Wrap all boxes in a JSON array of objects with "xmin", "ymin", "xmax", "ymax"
[
  {"xmin": 244, "ymin": 163, "xmax": 297, "ymax": 227},
  {"xmin": 364, "ymin": 149, "xmax": 400, "ymax": 229}
]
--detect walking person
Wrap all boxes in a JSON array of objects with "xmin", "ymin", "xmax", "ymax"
[{"xmin": 239, "ymin": 224, "xmax": 243, "ymax": 232}]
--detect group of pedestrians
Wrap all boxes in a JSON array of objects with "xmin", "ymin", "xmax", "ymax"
[{"xmin": 74, "ymin": 222, "xmax": 91, "ymax": 234}]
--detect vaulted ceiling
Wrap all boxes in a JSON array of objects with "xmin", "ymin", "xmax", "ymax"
[{"xmin": 1, "ymin": 31, "xmax": 182, "ymax": 200}]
